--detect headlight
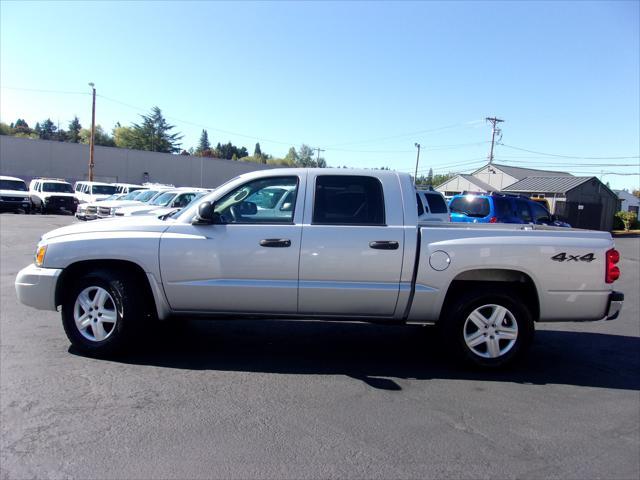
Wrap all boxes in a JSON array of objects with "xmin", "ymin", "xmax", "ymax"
[
  {"xmin": 35, "ymin": 245, "xmax": 47, "ymax": 267},
  {"xmin": 110, "ymin": 207, "xmax": 117, "ymax": 214}
]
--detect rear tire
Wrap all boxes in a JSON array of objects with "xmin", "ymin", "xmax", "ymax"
[
  {"xmin": 61, "ymin": 270, "xmax": 144, "ymax": 357},
  {"xmin": 443, "ymin": 288, "xmax": 534, "ymax": 368}
]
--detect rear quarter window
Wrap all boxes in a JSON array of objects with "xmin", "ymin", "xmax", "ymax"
[
  {"xmin": 449, "ymin": 196, "xmax": 490, "ymax": 217},
  {"xmin": 424, "ymin": 193, "xmax": 448, "ymax": 214}
]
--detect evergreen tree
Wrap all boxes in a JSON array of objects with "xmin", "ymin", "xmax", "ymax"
[
  {"xmin": 197, "ymin": 129, "xmax": 211, "ymax": 154},
  {"xmin": 37, "ymin": 119, "xmax": 57, "ymax": 140},
  {"xmin": 426, "ymin": 168, "xmax": 433, "ymax": 185},
  {"xmin": 13, "ymin": 119, "xmax": 30, "ymax": 134},
  {"xmin": 131, "ymin": 106, "xmax": 183, "ymax": 153},
  {"xmin": 67, "ymin": 116, "xmax": 82, "ymax": 143},
  {"xmin": 254, "ymin": 142, "xmax": 262, "ymax": 157}
]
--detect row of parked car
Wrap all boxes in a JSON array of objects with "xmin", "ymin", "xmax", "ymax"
[
  {"xmin": 1, "ymin": 174, "xmax": 569, "ymax": 227},
  {"xmin": 0, "ymin": 175, "xmax": 208, "ymax": 220},
  {"xmin": 417, "ymin": 189, "xmax": 570, "ymax": 227}
]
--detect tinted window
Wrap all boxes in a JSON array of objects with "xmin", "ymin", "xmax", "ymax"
[
  {"xmin": 449, "ymin": 196, "xmax": 490, "ymax": 218},
  {"xmin": 0, "ymin": 180, "xmax": 27, "ymax": 191},
  {"xmin": 91, "ymin": 185, "xmax": 117, "ymax": 195},
  {"xmin": 43, "ymin": 182, "xmax": 74, "ymax": 193},
  {"xmin": 530, "ymin": 202, "xmax": 551, "ymax": 222},
  {"xmin": 493, "ymin": 197, "xmax": 513, "ymax": 218},
  {"xmin": 515, "ymin": 200, "xmax": 532, "ymax": 222},
  {"xmin": 313, "ymin": 176, "xmax": 385, "ymax": 225},
  {"xmin": 424, "ymin": 193, "xmax": 448, "ymax": 214},
  {"xmin": 416, "ymin": 193, "xmax": 425, "ymax": 216}
]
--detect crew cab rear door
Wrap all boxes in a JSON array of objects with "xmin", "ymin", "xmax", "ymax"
[
  {"xmin": 297, "ymin": 173, "xmax": 405, "ymax": 317},
  {"xmin": 159, "ymin": 173, "xmax": 305, "ymax": 314}
]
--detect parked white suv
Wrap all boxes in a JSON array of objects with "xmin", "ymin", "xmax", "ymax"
[
  {"xmin": 0, "ymin": 176, "xmax": 31, "ymax": 214},
  {"xmin": 29, "ymin": 178, "xmax": 78, "ymax": 214},
  {"xmin": 74, "ymin": 181, "xmax": 118, "ymax": 204},
  {"xmin": 417, "ymin": 189, "xmax": 450, "ymax": 222}
]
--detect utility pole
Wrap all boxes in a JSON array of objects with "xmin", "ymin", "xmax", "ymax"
[
  {"xmin": 485, "ymin": 116, "xmax": 504, "ymax": 164},
  {"xmin": 314, "ymin": 147, "xmax": 325, "ymax": 165},
  {"xmin": 88, "ymin": 82, "xmax": 96, "ymax": 181},
  {"xmin": 414, "ymin": 143, "xmax": 421, "ymax": 185}
]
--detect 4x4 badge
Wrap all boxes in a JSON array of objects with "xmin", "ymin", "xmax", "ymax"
[{"xmin": 551, "ymin": 253, "xmax": 595, "ymax": 262}]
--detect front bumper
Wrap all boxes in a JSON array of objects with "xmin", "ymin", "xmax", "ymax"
[
  {"xmin": 15, "ymin": 264, "xmax": 62, "ymax": 311},
  {"xmin": 605, "ymin": 291, "xmax": 624, "ymax": 320}
]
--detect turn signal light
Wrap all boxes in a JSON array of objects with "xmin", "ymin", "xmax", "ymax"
[
  {"xmin": 605, "ymin": 248, "xmax": 620, "ymax": 284},
  {"xmin": 35, "ymin": 245, "xmax": 47, "ymax": 267}
]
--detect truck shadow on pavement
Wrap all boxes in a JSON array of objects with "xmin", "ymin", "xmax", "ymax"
[{"xmin": 71, "ymin": 319, "xmax": 640, "ymax": 392}]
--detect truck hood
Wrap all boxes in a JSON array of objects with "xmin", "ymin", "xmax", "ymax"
[{"xmin": 41, "ymin": 215, "xmax": 172, "ymax": 241}]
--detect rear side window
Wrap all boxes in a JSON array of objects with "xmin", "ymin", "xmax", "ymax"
[
  {"xmin": 530, "ymin": 202, "xmax": 551, "ymax": 222},
  {"xmin": 313, "ymin": 176, "xmax": 385, "ymax": 225},
  {"xmin": 493, "ymin": 197, "xmax": 513, "ymax": 218},
  {"xmin": 516, "ymin": 199, "xmax": 532, "ymax": 222},
  {"xmin": 416, "ymin": 193, "xmax": 425, "ymax": 216},
  {"xmin": 449, "ymin": 196, "xmax": 490, "ymax": 218},
  {"xmin": 424, "ymin": 193, "xmax": 448, "ymax": 214}
]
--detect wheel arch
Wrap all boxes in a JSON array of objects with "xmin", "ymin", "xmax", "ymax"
[
  {"xmin": 440, "ymin": 268, "xmax": 540, "ymax": 322},
  {"xmin": 55, "ymin": 259, "xmax": 160, "ymax": 318}
]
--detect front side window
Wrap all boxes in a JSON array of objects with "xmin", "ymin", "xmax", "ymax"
[
  {"xmin": 214, "ymin": 176, "xmax": 298, "ymax": 224},
  {"xmin": 313, "ymin": 175, "xmax": 385, "ymax": 225}
]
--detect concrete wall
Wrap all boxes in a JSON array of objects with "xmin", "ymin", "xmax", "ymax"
[{"xmin": 0, "ymin": 136, "xmax": 273, "ymax": 188}]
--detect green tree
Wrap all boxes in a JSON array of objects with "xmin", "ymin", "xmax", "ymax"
[
  {"xmin": 197, "ymin": 129, "xmax": 211, "ymax": 155},
  {"xmin": 67, "ymin": 116, "xmax": 82, "ymax": 143},
  {"xmin": 284, "ymin": 147, "xmax": 298, "ymax": 165},
  {"xmin": 131, "ymin": 106, "xmax": 183, "ymax": 153},
  {"xmin": 37, "ymin": 118, "xmax": 57, "ymax": 140},
  {"xmin": 113, "ymin": 125, "xmax": 138, "ymax": 149},
  {"xmin": 297, "ymin": 144, "xmax": 316, "ymax": 167},
  {"xmin": 0, "ymin": 122, "xmax": 11, "ymax": 135},
  {"xmin": 615, "ymin": 211, "xmax": 638, "ymax": 231},
  {"xmin": 79, "ymin": 125, "xmax": 115, "ymax": 147},
  {"xmin": 13, "ymin": 119, "xmax": 31, "ymax": 135}
]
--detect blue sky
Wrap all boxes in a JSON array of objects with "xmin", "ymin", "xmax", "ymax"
[{"xmin": 1, "ymin": 1, "xmax": 638, "ymax": 190}]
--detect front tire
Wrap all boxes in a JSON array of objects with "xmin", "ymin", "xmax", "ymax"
[
  {"xmin": 61, "ymin": 270, "xmax": 143, "ymax": 356},
  {"xmin": 443, "ymin": 288, "xmax": 534, "ymax": 368}
]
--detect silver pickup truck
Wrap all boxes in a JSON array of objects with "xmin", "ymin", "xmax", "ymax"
[{"xmin": 15, "ymin": 169, "xmax": 624, "ymax": 367}]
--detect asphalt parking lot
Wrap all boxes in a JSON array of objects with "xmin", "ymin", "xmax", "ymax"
[{"xmin": 1, "ymin": 214, "xmax": 638, "ymax": 480}]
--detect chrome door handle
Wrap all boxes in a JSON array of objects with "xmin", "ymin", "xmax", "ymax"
[
  {"xmin": 260, "ymin": 238, "xmax": 292, "ymax": 248},
  {"xmin": 369, "ymin": 241, "xmax": 399, "ymax": 250}
]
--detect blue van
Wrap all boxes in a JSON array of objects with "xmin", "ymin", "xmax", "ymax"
[{"xmin": 448, "ymin": 193, "xmax": 571, "ymax": 227}]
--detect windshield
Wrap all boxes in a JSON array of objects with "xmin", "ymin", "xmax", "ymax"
[
  {"xmin": 102, "ymin": 194, "xmax": 122, "ymax": 201},
  {"xmin": 122, "ymin": 190, "xmax": 147, "ymax": 200},
  {"xmin": 449, "ymin": 196, "xmax": 490, "ymax": 217},
  {"xmin": 91, "ymin": 185, "xmax": 117, "ymax": 195},
  {"xmin": 150, "ymin": 192, "xmax": 176, "ymax": 206},
  {"xmin": 43, "ymin": 182, "xmax": 74, "ymax": 193},
  {"xmin": 135, "ymin": 190, "xmax": 160, "ymax": 202},
  {"xmin": 0, "ymin": 180, "xmax": 27, "ymax": 191}
]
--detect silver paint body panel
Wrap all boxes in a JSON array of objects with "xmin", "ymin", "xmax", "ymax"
[{"xmin": 15, "ymin": 168, "xmax": 620, "ymax": 324}]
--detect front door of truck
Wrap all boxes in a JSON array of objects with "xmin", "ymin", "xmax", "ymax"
[{"xmin": 160, "ymin": 174, "xmax": 305, "ymax": 314}]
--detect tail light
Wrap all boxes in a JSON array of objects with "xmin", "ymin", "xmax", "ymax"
[
  {"xmin": 605, "ymin": 248, "xmax": 620, "ymax": 283},
  {"xmin": 489, "ymin": 217, "xmax": 497, "ymax": 223}
]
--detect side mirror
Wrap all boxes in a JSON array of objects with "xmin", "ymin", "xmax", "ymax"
[{"xmin": 193, "ymin": 201, "xmax": 223, "ymax": 225}]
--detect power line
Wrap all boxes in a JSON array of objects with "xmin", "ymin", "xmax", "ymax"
[
  {"xmin": 325, "ymin": 141, "xmax": 490, "ymax": 154},
  {"xmin": 1, "ymin": 86, "xmax": 89, "ymax": 96},
  {"xmin": 499, "ymin": 143, "xmax": 640, "ymax": 160}
]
